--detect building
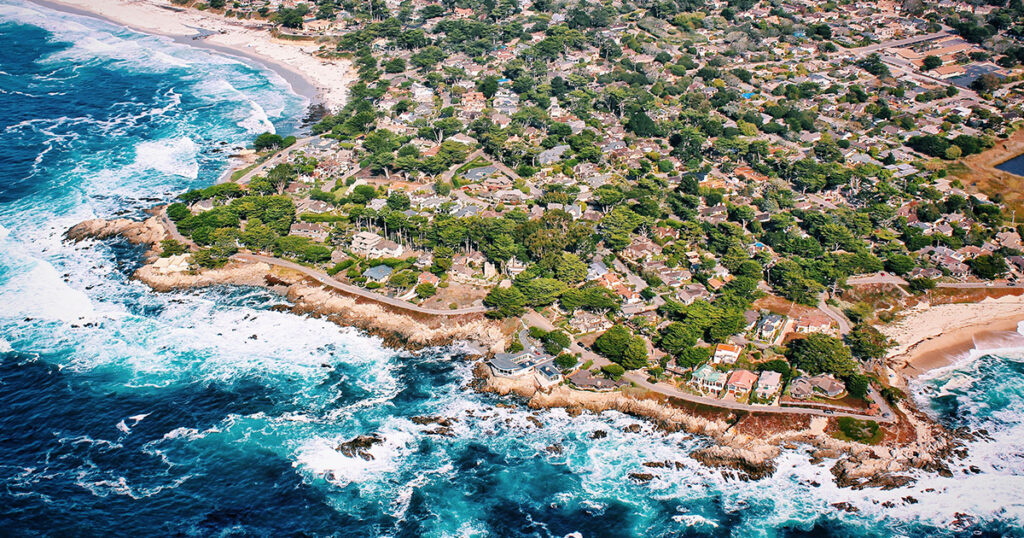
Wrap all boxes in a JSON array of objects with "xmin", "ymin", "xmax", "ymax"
[
  {"xmin": 691, "ymin": 365, "xmax": 727, "ymax": 395},
  {"xmin": 712, "ymin": 343, "xmax": 742, "ymax": 364},
  {"xmin": 535, "ymin": 362, "xmax": 564, "ymax": 387},
  {"xmin": 755, "ymin": 313, "xmax": 786, "ymax": 342},
  {"xmin": 289, "ymin": 222, "xmax": 330, "ymax": 242},
  {"xmin": 488, "ymin": 352, "xmax": 536, "ymax": 377},
  {"xmin": 350, "ymin": 231, "xmax": 405, "ymax": 259},
  {"xmin": 726, "ymin": 369, "xmax": 758, "ymax": 396},
  {"xmin": 362, "ymin": 265, "xmax": 393, "ymax": 283},
  {"xmin": 755, "ymin": 371, "xmax": 782, "ymax": 399},
  {"xmin": 790, "ymin": 374, "xmax": 846, "ymax": 399}
]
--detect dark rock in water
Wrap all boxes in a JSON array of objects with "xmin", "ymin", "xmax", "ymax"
[
  {"xmin": 881, "ymin": 501, "xmax": 896, "ymax": 508},
  {"xmin": 590, "ymin": 430, "xmax": 608, "ymax": 440},
  {"xmin": 643, "ymin": 461, "xmax": 669, "ymax": 469},
  {"xmin": 411, "ymin": 416, "xmax": 457, "ymax": 428},
  {"xmin": 336, "ymin": 434, "xmax": 383, "ymax": 460},
  {"xmin": 832, "ymin": 502, "xmax": 859, "ymax": 513},
  {"xmin": 527, "ymin": 416, "xmax": 544, "ymax": 428},
  {"xmin": 902, "ymin": 496, "xmax": 919, "ymax": 505},
  {"xmin": 690, "ymin": 448, "xmax": 776, "ymax": 481},
  {"xmin": 545, "ymin": 444, "xmax": 563, "ymax": 455},
  {"xmin": 249, "ymin": 334, "xmax": 258, "ymax": 340},
  {"xmin": 424, "ymin": 427, "xmax": 453, "ymax": 436},
  {"xmin": 628, "ymin": 472, "xmax": 654, "ymax": 483},
  {"xmin": 969, "ymin": 465, "xmax": 981, "ymax": 474},
  {"xmin": 623, "ymin": 424, "xmax": 641, "ymax": 433}
]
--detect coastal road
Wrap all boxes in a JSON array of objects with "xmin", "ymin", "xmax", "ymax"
[
  {"xmin": 230, "ymin": 135, "xmax": 319, "ymax": 185},
  {"xmin": 158, "ymin": 208, "xmax": 195, "ymax": 248},
  {"xmin": 233, "ymin": 253, "xmax": 488, "ymax": 316},
  {"xmin": 817, "ymin": 293, "xmax": 852, "ymax": 335},
  {"xmin": 520, "ymin": 310, "xmax": 892, "ymax": 422},
  {"xmin": 622, "ymin": 372, "xmax": 895, "ymax": 423}
]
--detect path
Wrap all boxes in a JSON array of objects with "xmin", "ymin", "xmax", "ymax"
[
  {"xmin": 818, "ymin": 293, "xmax": 852, "ymax": 335},
  {"xmin": 233, "ymin": 253, "xmax": 488, "ymax": 316}
]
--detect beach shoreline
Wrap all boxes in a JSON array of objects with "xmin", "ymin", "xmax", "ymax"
[
  {"xmin": 881, "ymin": 299, "xmax": 1024, "ymax": 384},
  {"xmin": 25, "ymin": 0, "xmax": 353, "ymax": 112}
]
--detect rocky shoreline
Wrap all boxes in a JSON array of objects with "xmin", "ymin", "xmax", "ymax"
[
  {"xmin": 65, "ymin": 215, "xmax": 968, "ymax": 490},
  {"xmin": 64, "ymin": 216, "xmax": 510, "ymax": 352},
  {"xmin": 476, "ymin": 362, "xmax": 965, "ymax": 489}
]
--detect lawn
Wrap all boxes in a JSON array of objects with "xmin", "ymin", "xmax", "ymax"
[{"xmin": 832, "ymin": 417, "xmax": 883, "ymax": 445}]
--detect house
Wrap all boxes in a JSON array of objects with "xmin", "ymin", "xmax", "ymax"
[
  {"xmin": 677, "ymin": 283, "xmax": 711, "ymax": 305},
  {"xmin": 755, "ymin": 371, "xmax": 782, "ymax": 399},
  {"xmin": 756, "ymin": 313, "xmax": 786, "ymax": 341},
  {"xmin": 711, "ymin": 343, "xmax": 742, "ymax": 365},
  {"xmin": 489, "ymin": 352, "xmax": 535, "ymax": 377},
  {"xmin": 790, "ymin": 374, "xmax": 846, "ymax": 399},
  {"xmin": 587, "ymin": 260, "xmax": 609, "ymax": 281},
  {"xmin": 726, "ymin": 369, "xmax": 758, "ymax": 395},
  {"xmin": 690, "ymin": 365, "xmax": 727, "ymax": 395},
  {"xmin": 289, "ymin": 222, "xmax": 330, "ymax": 242},
  {"xmin": 152, "ymin": 254, "xmax": 190, "ymax": 274},
  {"xmin": 535, "ymin": 362, "xmax": 564, "ymax": 387},
  {"xmin": 794, "ymin": 312, "xmax": 835, "ymax": 335},
  {"xmin": 362, "ymin": 265, "xmax": 393, "ymax": 283},
  {"xmin": 568, "ymin": 311, "xmax": 613, "ymax": 334},
  {"xmin": 350, "ymin": 231, "xmax": 404, "ymax": 259},
  {"xmin": 623, "ymin": 237, "xmax": 662, "ymax": 261}
]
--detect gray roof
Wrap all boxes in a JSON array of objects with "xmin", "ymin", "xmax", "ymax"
[{"xmin": 363, "ymin": 265, "xmax": 393, "ymax": 280}]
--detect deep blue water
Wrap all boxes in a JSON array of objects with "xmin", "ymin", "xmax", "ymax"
[
  {"xmin": 2, "ymin": 1, "xmax": 1024, "ymax": 536},
  {"xmin": 996, "ymin": 153, "xmax": 1024, "ymax": 178}
]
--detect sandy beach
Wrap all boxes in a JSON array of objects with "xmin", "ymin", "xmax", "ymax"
[
  {"xmin": 881, "ymin": 296, "xmax": 1024, "ymax": 382},
  {"xmin": 28, "ymin": 0, "xmax": 354, "ymax": 112}
]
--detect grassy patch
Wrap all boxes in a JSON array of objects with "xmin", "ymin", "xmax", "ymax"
[
  {"xmin": 229, "ymin": 162, "xmax": 259, "ymax": 182},
  {"xmin": 833, "ymin": 417, "xmax": 882, "ymax": 444}
]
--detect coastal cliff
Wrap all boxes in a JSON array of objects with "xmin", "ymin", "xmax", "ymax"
[
  {"xmin": 65, "ymin": 216, "xmax": 509, "ymax": 352},
  {"xmin": 476, "ymin": 363, "xmax": 962, "ymax": 488},
  {"xmin": 67, "ymin": 215, "xmax": 965, "ymax": 489}
]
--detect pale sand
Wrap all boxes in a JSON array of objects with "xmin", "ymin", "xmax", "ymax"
[
  {"xmin": 28, "ymin": 0, "xmax": 354, "ymax": 112},
  {"xmin": 881, "ymin": 296, "xmax": 1024, "ymax": 381}
]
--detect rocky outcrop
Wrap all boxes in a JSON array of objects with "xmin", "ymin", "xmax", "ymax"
[
  {"xmin": 65, "ymin": 216, "xmax": 166, "ymax": 248},
  {"xmin": 689, "ymin": 445, "xmax": 778, "ymax": 481},
  {"xmin": 336, "ymin": 434, "xmax": 383, "ymax": 460}
]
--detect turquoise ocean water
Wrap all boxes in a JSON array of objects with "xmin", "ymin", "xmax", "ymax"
[{"xmin": 1, "ymin": 1, "xmax": 1024, "ymax": 535}]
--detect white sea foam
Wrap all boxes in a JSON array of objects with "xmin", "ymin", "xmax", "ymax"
[
  {"xmin": 294, "ymin": 420, "xmax": 418, "ymax": 487},
  {"xmin": 132, "ymin": 137, "xmax": 200, "ymax": 179},
  {"xmin": 0, "ymin": 338, "xmax": 12, "ymax": 353}
]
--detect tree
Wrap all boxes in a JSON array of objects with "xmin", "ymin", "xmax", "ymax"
[
  {"xmin": 971, "ymin": 254, "xmax": 1007, "ymax": 279},
  {"xmin": 160, "ymin": 239, "xmax": 186, "ymax": 257},
  {"xmin": 846, "ymin": 324, "xmax": 892, "ymax": 360},
  {"xmin": 253, "ymin": 132, "xmax": 284, "ymax": 151},
  {"xmin": 786, "ymin": 333, "xmax": 856, "ymax": 377},
  {"xmin": 542, "ymin": 330, "xmax": 570, "ymax": 355},
  {"xmin": 971, "ymin": 73, "xmax": 1001, "ymax": 93},
  {"xmin": 594, "ymin": 325, "xmax": 631, "ymax": 361},
  {"xmin": 601, "ymin": 363, "xmax": 625, "ymax": 379},
  {"xmin": 518, "ymin": 277, "xmax": 568, "ymax": 306},
  {"xmin": 554, "ymin": 253, "xmax": 587, "ymax": 283},
  {"xmin": 484, "ymin": 286, "xmax": 527, "ymax": 318},
  {"xmin": 415, "ymin": 282, "xmax": 436, "ymax": 299},
  {"xmin": 384, "ymin": 57, "xmax": 406, "ymax": 73},
  {"xmin": 554, "ymin": 353, "xmax": 577, "ymax": 370},
  {"xmin": 845, "ymin": 374, "xmax": 870, "ymax": 399},
  {"xmin": 921, "ymin": 55, "xmax": 943, "ymax": 71},
  {"xmin": 621, "ymin": 338, "xmax": 649, "ymax": 370}
]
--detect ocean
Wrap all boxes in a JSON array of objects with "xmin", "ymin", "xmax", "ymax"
[{"xmin": 1, "ymin": 1, "xmax": 1024, "ymax": 536}]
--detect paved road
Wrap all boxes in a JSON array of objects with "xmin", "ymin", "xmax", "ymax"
[
  {"xmin": 849, "ymin": 29, "xmax": 950, "ymax": 55},
  {"xmin": 847, "ymin": 272, "xmax": 1024, "ymax": 290},
  {"xmin": 159, "ymin": 208, "xmax": 195, "ymax": 248},
  {"xmin": 623, "ymin": 372, "xmax": 895, "ymax": 423},
  {"xmin": 817, "ymin": 294, "xmax": 852, "ymax": 335},
  {"xmin": 229, "ymin": 135, "xmax": 319, "ymax": 185},
  {"xmin": 521, "ymin": 310, "xmax": 892, "ymax": 422},
  {"xmin": 233, "ymin": 253, "xmax": 488, "ymax": 316}
]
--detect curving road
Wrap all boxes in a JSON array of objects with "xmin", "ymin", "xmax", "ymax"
[{"xmin": 233, "ymin": 253, "xmax": 488, "ymax": 316}]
